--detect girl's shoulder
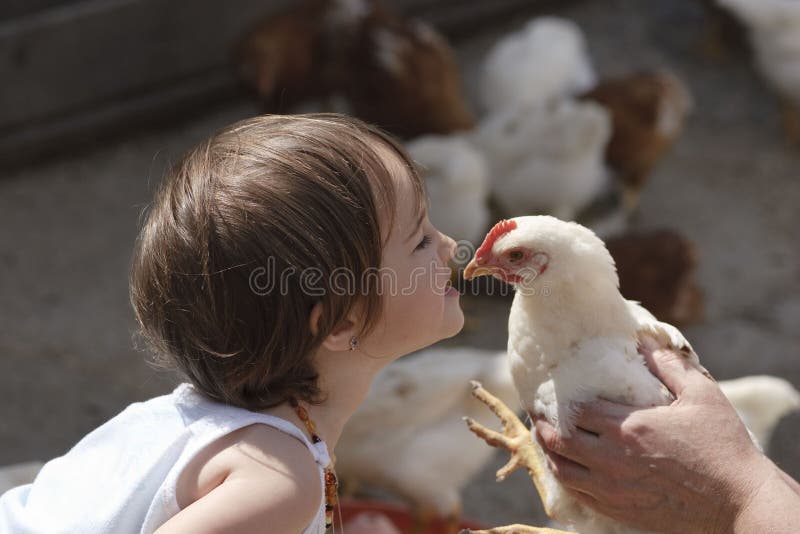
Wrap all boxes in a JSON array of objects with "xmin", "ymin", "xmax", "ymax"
[
  {"xmin": 158, "ymin": 423, "xmax": 323, "ymax": 533},
  {"xmin": 176, "ymin": 422, "xmax": 323, "ymax": 511}
]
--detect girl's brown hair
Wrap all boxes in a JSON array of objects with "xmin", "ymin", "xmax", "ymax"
[{"xmin": 130, "ymin": 114, "xmax": 425, "ymax": 410}]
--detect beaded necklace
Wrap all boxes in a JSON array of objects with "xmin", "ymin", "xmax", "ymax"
[{"xmin": 289, "ymin": 398, "xmax": 338, "ymax": 531}]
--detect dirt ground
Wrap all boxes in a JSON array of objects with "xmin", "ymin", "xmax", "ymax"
[{"xmin": 1, "ymin": 0, "xmax": 798, "ymax": 528}]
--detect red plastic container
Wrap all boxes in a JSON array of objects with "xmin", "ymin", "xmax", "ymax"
[{"xmin": 338, "ymin": 498, "xmax": 486, "ymax": 533}]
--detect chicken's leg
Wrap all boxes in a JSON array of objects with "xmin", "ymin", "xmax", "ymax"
[
  {"xmin": 462, "ymin": 381, "xmax": 574, "ymax": 534},
  {"xmin": 463, "ymin": 381, "xmax": 551, "ymax": 507}
]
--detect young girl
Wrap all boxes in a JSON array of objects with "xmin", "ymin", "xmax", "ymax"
[{"xmin": 0, "ymin": 114, "xmax": 464, "ymax": 533}]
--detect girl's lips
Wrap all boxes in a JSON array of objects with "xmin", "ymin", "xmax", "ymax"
[{"xmin": 444, "ymin": 280, "xmax": 458, "ymax": 297}]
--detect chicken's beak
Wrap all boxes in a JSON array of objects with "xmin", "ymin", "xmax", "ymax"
[{"xmin": 463, "ymin": 259, "xmax": 496, "ymax": 280}]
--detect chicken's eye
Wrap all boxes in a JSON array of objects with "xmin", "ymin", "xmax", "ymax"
[{"xmin": 508, "ymin": 250, "xmax": 524, "ymax": 262}]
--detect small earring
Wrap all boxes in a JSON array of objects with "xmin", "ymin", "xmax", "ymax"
[{"xmin": 349, "ymin": 336, "xmax": 359, "ymax": 351}]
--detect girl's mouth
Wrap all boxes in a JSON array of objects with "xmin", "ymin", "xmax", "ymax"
[{"xmin": 444, "ymin": 279, "xmax": 458, "ymax": 297}]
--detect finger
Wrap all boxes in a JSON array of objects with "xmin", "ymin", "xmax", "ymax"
[
  {"xmin": 534, "ymin": 420, "xmax": 602, "ymax": 468},
  {"xmin": 569, "ymin": 487, "xmax": 603, "ymax": 508},
  {"xmin": 573, "ymin": 399, "xmax": 635, "ymax": 435},
  {"xmin": 545, "ymin": 451, "xmax": 593, "ymax": 492},
  {"xmin": 640, "ymin": 347, "xmax": 709, "ymax": 398},
  {"xmin": 569, "ymin": 488, "xmax": 621, "ymax": 522}
]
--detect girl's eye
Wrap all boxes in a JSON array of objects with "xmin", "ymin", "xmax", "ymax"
[{"xmin": 415, "ymin": 234, "xmax": 433, "ymax": 251}]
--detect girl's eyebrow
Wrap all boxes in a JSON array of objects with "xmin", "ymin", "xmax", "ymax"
[{"xmin": 405, "ymin": 212, "xmax": 425, "ymax": 243}]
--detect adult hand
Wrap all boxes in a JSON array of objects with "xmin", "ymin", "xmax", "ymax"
[{"xmin": 533, "ymin": 342, "xmax": 798, "ymax": 533}]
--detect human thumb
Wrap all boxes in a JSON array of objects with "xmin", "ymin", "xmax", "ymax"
[{"xmin": 639, "ymin": 337, "xmax": 709, "ymax": 398}]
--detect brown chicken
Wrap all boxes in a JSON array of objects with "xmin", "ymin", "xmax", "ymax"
[
  {"xmin": 233, "ymin": 0, "xmax": 475, "ymax": 138},
  {"xmin": 339, "ymin": 1, "xmax": 475, "ymax": 137},
  {"xmin": 582, "ymin": 71, "xmax": 693, "ymax": 212},
  {"xmin": 607, "ymin": 229, "xmax": 705, "ymax": 326},
  {"xmin": 233, "ymin": 0, "xmax": 334, "ymax": 110},
  {"xmin": 695, "ymin": 0, "xmax": 750, "ymax": 60}
]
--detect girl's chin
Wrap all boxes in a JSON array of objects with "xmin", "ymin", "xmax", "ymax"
[
  {"xmin": 444, "ymin": 283, "xmax": 459, "ymax": 297},
  {"xmin": 441, "ymin": 308, "xmax": 465, "ymax": 339}
]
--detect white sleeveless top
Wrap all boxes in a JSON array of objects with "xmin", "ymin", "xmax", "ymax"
[{"xmin": 0, "ymin": 383, "xmax": 330, "ymax": 534}]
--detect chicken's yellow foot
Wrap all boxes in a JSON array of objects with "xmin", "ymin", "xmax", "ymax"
[
  {"xmin": 460, "ymin": 525, "xmax": 571, "ymax": 534},
  {"xmin": 464, "ymin": 381, "xmax": 557, "ymax": 519}
]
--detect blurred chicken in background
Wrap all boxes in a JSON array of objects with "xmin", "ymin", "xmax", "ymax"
[
  {"xmin": 471, "ymin": 99, "xmax": 612, "ymax": 222},
  {"xmin": 607, "ymin": 229, "xmax": 705, "ymax": 327},
  {"xmin": 234, "ymin": 0, "xmax": 474, "ymax": 138},
  {"xmin": 336, "ymin": 347, "xmax": 517, "ymax": 532},
  {"xmin": 479, "ymin": 16, "xmax": 596, "ymax": 114},
  {"xmin": 719, "ymin": 376, "xmax": 800, "ymax": 451},
  {"xmin": 694, "ymin": 0, "xmax": 749, "ymax": 60},
  {"xmin": 582, "ymin": 70, "xmax": 694, "ymax": 212},
  {"xmin": 717, "ymin": 0, "xmax": 800, "ymax": 143},
  {"xmin": 340, "ymin": 1, "xmax": 475, "ymax": 137},
  {"xmin": 406, "ymin": 134, "xmax": 490, "ymax": 245},
  {"xmin": 234, "ymin": 0, "xmax": 338, "ymax": 110}
]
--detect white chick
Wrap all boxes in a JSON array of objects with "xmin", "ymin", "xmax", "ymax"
[
  {"xmin": 471, "ymin": 99, "xmax": 612, "ymax": 221},
  {"xmin": 335, "ymin": 346, "xmax": 517, "ymax": 525},
  {"xmin": 480, "ymin": 16, "xmax": 596, "ymax": 114},
  {"xmin": 406, "ymin": 134, "xmax": 490, "ymax": 246},
  {"xmin": 716, "ymin": 0, "xmax": 800, "ymax": 140},
  {"xmin": 719, "ymin": 375, "xmax": 800, "ymax": 450}
]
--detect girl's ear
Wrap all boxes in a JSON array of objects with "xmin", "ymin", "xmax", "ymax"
[{"xmin": 308, "ymin": 301, "xmax": 361, "ymax": 352}]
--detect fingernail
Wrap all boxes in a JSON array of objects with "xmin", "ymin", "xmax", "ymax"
[
  {"xmin": 652, "ymin": 348, "xmax": 678, "ymax": 360},
  {"xmin": 638, "ymin": 335, "xmax": 660, "ymax": 354}
]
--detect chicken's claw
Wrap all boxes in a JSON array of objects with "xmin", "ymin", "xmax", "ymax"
[{"xmin": 464, "ymin": 381, "xmax": 557, "ymax": 522}]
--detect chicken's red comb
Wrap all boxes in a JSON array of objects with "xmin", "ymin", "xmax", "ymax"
[{"xmin": 475, "ymin": 219, "xmax": 517, "ymax": 264}]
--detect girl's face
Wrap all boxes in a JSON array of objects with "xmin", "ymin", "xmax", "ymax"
[{"xmin": 360, "ymin": 145, "xmax": 464, "ymax": 360}]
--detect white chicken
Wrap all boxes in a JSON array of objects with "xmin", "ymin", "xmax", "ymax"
[
  {"xmin": 471, "ymin": 99, "xmax": 612, "ymax": 222},
  {"xmin": 716, "ymin": 0, "xmax": 800, "ymax": 141},
  {"xmin": 335, "ymin": 346, "xmax": 518, "ymax": 528},
  {"xmin": 480, "ymin": 16, "xmax": 597, "ymax": 114},
  {"xmin": 406, "ymin": 134, "xmax": 490, "ymax": 245},
  {"xmin": 459, "ymin": 216, "xmax": 745, "ymax": 534},
  {"xmin": 718, "ymin": 375, "xmax": 800, "ymax": 450}
]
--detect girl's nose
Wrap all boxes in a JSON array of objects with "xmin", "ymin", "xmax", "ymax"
[{"xmin": 439, "ymin": 232, "xmax": 457, "ymax": 263}]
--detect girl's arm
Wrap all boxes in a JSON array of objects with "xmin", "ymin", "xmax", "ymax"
[{"xmin": 155, "ymin": 428, "xmax": 322, "ymax": 534}]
